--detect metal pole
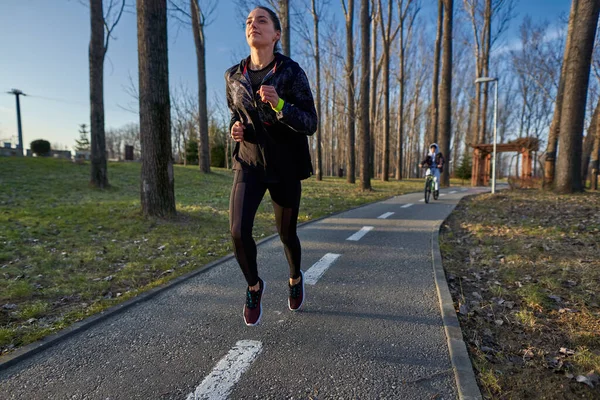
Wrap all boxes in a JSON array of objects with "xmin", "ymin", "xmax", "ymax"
[
  {"xmin": 491, "ymin": 80, "xmax": 498, "ymax": 194},
  {"xmin": 15, "ymin": 93, "xmax": 23, "ymax": 154}
]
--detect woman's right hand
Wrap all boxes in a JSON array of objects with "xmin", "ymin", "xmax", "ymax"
[{"xmin": 231, "ymin": 121, "xmax": 245, "ymax": 142}]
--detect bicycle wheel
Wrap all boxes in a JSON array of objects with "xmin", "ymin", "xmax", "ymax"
[{"xmin": 424, "ymin": 178, "xmax": 431, "ymax": 203}]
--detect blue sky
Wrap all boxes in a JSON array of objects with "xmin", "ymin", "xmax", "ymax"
[{"xmin": 0, "ymin": 0, "xmax": 571, "ymax": 151}]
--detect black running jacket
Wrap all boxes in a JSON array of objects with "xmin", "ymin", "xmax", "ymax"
[{"xmin": 225, "ymin": 52, "xmax": 318, "ymax": 181}]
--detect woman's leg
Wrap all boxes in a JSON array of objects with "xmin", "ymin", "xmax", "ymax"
[
  {"xmin": 268, "ymin": 180, "xmax": 302, "ymax": 280},
  {"xmin": 229, "ymin": 170, "xmax": 267, "ymax": 287},
  {"xmin": 433, "ymin": 169, "xmax": 440, "ymax": 191}
]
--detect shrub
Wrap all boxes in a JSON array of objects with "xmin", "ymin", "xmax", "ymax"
[{"xmin": 30, "ymin": 140, "xmax": 51, "ymax": 156}]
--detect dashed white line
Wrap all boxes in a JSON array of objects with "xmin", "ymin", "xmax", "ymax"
[
  {"xmin": 304, "ymin": 253, "xmax": 341, "ymax": 285},
  {"xmin": 377, "ymin": 212, "xmax": 395, "ymax": 219},
  {"xmin": 419, "ymin": 199, "xmax": 425, "ymax": 202},
  {"xmin": 440, "ymin": 194, "xmax": 447, "ymax": 197},
  {"xmin": 401, "ymin": 203, "xmax": 414, "ymax": 208},
  {"xmin": 186, "ymin": 340, "xmax": 263, "ymax": 400},
  {"xmin": 346, "ymin": 226, "xmax": 374, "ymax": 241},
  {"xmin": 449, "ymin": 191, "xmax": 457, "ymax": 194}
]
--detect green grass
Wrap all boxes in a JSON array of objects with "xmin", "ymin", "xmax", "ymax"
[{"xmin": 0, "ymin": 157, "xmax": 443, "ymax": 354}]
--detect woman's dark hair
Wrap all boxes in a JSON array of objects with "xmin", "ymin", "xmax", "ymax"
[{"xmin": 255, "ymin": 6, "xmax": 281, "ymax": 53}]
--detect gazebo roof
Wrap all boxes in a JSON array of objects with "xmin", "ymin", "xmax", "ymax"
[{"xmin": 471, "ymin": 137, "xmax": 540, "ymax": 153}]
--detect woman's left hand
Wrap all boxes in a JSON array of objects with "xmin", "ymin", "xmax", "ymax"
[{"xmin": 257, "ymin": 85, "xmax": 280, "ymax": 109}]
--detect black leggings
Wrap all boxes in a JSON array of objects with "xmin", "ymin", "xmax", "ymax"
[{"xmin": 229, "ymin": 169, "xmax": 302, "ymax": 287}]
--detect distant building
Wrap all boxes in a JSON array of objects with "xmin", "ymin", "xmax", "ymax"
[
  {"xmin": 74, "ymin": 150, "xmax": 91, "ymax": 163},
  {"xmin": 51, "ymin": 150, "xmax": 72, "ymax": 160},
  {"xmin": 0, "ymin": 144, "xmax": 24, "ymax": 157}
]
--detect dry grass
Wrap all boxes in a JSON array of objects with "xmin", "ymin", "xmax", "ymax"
[{"xmin": 440, "ymin": 189, "xmax": 600, "ymax": 399}]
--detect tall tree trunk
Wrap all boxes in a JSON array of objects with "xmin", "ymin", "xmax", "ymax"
[
  {"xmin": 191, "ymin": 0, "xmax": 210, "ymax": 173},
  {"xmin": 396, "ymin": 74, "xmax": 404, "ymax": 180},
  {"xmin": 581, "ymin": 98, "xmax": 600, "ymax": 186},
  {"xmin": 360, "ymin": 0, "xmax": 371, "ymax": 190},
  {"xmin": 545, "ymin": 0, "xmax": 577, "ymax": 188},
  {"xmin": 343, "ymin": 0, "xmax": 356, "ymax": 183},
  {"xmin": 378, "ymin": 0, "xmax": 393, "ymax": 181},
  {"xmin": 137, "ymin": 0, "xmax": 176, "ymax": 217},
  {"xmin": 311, "ymin": 0, "xmax": 323, "ymax": 181},
  {"xmin": 591, "ymin": 103, "xmax": 600, "ymax": 190},
  {"xmin": 479, "ymin": 0, "xmax": 492, "ymax": 143},
  {"xmin": 279, "ymin": 0, "xmax": 290, "ymax": 56},
  {"xmin": 331, "ymin": 82, "xmax": 336, "ymax": 176},
  {"xmin": 429, "ymin": 0, "xmax": 443, "ymax": 147},
  {"xmin": 555, "ymin": 0, "xmax": 600, "ymax": 193},
  {"xmin": 438, "ymin": 0, "xmax": 453, "ymax": 187},
  {"xmin": 89, "ymin": 0, "xmax": 108, "ymax": 188},
  {"xmin": 369, "ymin": 1, "xmax": 378, "ymax": 178}
]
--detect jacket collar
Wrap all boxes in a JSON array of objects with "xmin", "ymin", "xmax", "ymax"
[{"xmin": 237, "ymin": 52, "xmax": 289, "ymax": 76}]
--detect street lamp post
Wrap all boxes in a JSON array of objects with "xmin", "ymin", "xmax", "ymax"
[{"xmin": 475, "ymin": 77, "xmax": 498, "ymax": 194}]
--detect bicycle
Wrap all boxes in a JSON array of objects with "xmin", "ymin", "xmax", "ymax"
[{"xmin": 421, "ymin": 165, "xmax": 439, "ymax": 203}]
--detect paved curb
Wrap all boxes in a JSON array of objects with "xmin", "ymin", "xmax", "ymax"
[
  {"xmin": 431, "ymin": 209, "xmax": 483, "ymax": 400},
  {"xmin": 0, "ymin": 192, "xmax": 402, "ymax": 371}
]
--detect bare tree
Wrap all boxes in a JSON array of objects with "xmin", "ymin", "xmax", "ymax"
[
  {"xmin": 341, "ymin": 0, "xmax": 356, "ymax": 183},
  {"xmin": 89, "ymin": 0, "xmax": 125, "ymax": 189},
  {"xmin": 544, "ymin": 0, "xmax": 577, "ymax": 187},
  {"xmin": 169, "ymin": 0, "xmax": 217, "ymax": 173},
  {"xmin": 592, "ymin": 103, "xmax": 600, "ymax": 190},
  {"xmin": 377, "ymin": 0, "xmax": 401, "ymax": 181},
  {"xmin": 555, "ymin": 0, "xmax": 600, "ymax": 193},
  {"xmin": 359, "ymin": 0, "xmax": 371, "ymax": 190},
  {"xmin": 428, "ymin": 0, "xmax": 443, "ymax": 147},
  {"xmin": 310, "ymin": 0, "xmax": 327, "ymax": 180},
  {"xmin": 438, "ymin": 0, "xmax": 453, "ymax": 187},
  {"xmin": 464, "ymin": 0, "xmax": 515, "ymax": 184},
  {"xmin": 137, "ymin": 0, "xmax": 176, "ymax": 217},
  {"xmin": 582, "ymin": 97, "xmax": 600, "ymax": 185},
  {"xmin": 395, "ymin": 0, "xmax": 419, "ymax": 180}
]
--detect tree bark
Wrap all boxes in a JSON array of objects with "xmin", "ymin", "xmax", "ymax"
[
  {"xmin": 429, "ymin": 0, "xmax": 443, "ymax": 147},
  {"xmin": 479, "ymin": 0, "xmax": 491, "ymax": 143},
  {"xmin": 311, "ymin": 0, "xmax": 323, "ymax": 181},
  {"xmin": 342, "ymin": 0, "xmax": 356, "ymax": 183},
  {"xmin": 378, "ymin": 0, "xmax": 393, "ymax": 181},
  {"xmin": 191, "ymin": 0, "xmax": 210, "ymax": 173},
  {"xmin": 137, "ymin": 0, "xmax": 176, "ymax": 217},
  {"xmin": 89, "ymin": 0, "xmax": 108, "ymax": 188},
  {"xmin": 360, "ymin": 0, "xmax": 371, "ymax": 190},
  {"xmin": 545, "ymin": 0, "xmax": 578, "ymax": 188},
  {"xmin": 369, "ymin": 1, "xmax": 379, "ymax": 178},
  {"xmin": 438, "ymin": 0, "xmax": 453, "ymax": 187},
  {"xmin": 592, "ymin": 100, "xmax": 600, "ymax": 190},
  {"xmin": 581, "ymin": 97, "xmax": 600, "ymax": 186},
  {"xmin": 555, "ymin": 0, "xmax": 600, "ymax": 193}
]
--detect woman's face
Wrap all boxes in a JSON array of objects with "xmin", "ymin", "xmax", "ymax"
[{"xmin": 245, "ymin": 8, "xmax": 280, "ymax": 50}]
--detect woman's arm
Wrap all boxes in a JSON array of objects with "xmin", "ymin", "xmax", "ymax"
[
  {"xmin": 225, "ymin": 71, "xmax": 240, "ymax": 133},
  {"xmin": 276, "ymin": 68, "xmax": 318, "ymax": 135}
]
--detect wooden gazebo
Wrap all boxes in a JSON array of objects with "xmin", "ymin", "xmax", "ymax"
[{"xmin": 471, "ymin": 137, "xmax": 540, "ymax": 186}]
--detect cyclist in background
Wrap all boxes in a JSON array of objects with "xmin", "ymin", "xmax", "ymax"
[{"xmin": 419, "ymin": 143, "xmax": 445, "ymax": 197}]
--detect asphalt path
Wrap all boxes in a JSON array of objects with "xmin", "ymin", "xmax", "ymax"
[{"xmin": 0, "ymin": 186, "xmax": 488, "ymax": 400}]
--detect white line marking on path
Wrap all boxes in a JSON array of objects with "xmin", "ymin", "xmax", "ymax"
[
  {"xmin": 419, "ymin": 199, "xmax": 425, "ymax": 202},
  {"xmin": 346, "ymin": 226, "xmax": 374, "ymax": 241},
  {"xmin": 449, "ymin": 191, "xmax": 457, "ymax": 194},
  {"xmin": 440, "ymin": 194, "xmax": 447, "ymax": 197},
  {"xmin": 186, "ymin": 340, "xmax": 263, "ymax": 400},
  {"xmin": 377, "ymin": 212, "xmax": 395, "ymax": 219},
  {"xmin": 304, "ymin": 253, "xmax": 341, "ymax": 285},
  {"xmin": 401, "ymin": 203, "xmax": 414, "ymax": 208}
]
